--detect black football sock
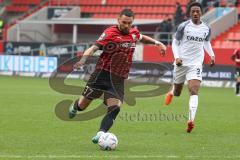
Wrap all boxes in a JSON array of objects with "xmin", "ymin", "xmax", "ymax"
[
  {"xmin": 99, "ymin": 105, "xmax": 120, "ymax": 132},
  {"xmin": 73, "ymin": 99, "xmax": 84, "ymax": 111},
  {"xmin": 236, "ymin": 82, "xmax": 240, "ymax": 94}
]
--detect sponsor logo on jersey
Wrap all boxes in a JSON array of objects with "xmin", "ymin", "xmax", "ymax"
[
  {"xmin": 131, "ymin": 34, "xmax": 137, "ymax": 41},
  {"xmin": 186, "ymin": 36, "xmax": 204, "ymax": 42},
  {"xmin": 120, "ymin": 42, "xmax": 131, "ymax": 48}
]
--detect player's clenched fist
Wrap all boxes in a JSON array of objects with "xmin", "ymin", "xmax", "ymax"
[
  {"xmin": 175, "ymin": 58, "xmax": 182, "ymax": 66},
  {"xmin": 155, "ymin": 41, "xmax": 166, "ymax": 56}
]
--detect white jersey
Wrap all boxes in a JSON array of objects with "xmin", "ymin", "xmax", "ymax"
[{"xmin": 174, "ymin": 20, "xmax": 211, "ymax": 66}]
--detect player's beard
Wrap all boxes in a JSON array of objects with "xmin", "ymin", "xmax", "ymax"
[{"xmin": 120, "ymin": 27, "xmax": 129, "ymax": 35}]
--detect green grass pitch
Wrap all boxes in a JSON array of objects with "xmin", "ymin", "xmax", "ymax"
[{"xmin": 0, "ymin": 76, "xmax": 240, "ymax": 160}]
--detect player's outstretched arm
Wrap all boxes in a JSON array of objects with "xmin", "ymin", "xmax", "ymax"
[
  {"xmin": 172, "ymin": 38, "xmax": 182, "ymax": 66},
  {"xmin": 236, "ymin": 58, "xmax": 240, "ymax": 63},
  {"xmin": 231, "ymin": 49, "xmax": 238, "ymax": 61},
  {"xmin": 140, "ymin": 35, "xmax": 166, "ymax": 56},
  {"xmin": 204, "ymin": 41, "xmax": 215, "ymax": 67},
  {"xmin": 73, "ymin": 45, "xmax": 99, "ymax": 69}
]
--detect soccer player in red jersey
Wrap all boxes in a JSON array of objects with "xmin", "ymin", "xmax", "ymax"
[
  {"xmin": 68, "ymin": 9, "xmax": 166, "ymax": 143},
  {"xmin": 231, "ymin": 48, "xmax": 240, "ymax": 96}
]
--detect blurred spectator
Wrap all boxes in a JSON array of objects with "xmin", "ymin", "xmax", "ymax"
[
  {"xmin": 174, "ymin": 2, "xmax": 184, "ymax": 29},
  {"xmin": 201, "ymin": 0, "xmax": 209, "ymax": 13},
  {"xmin": 156, "ymin": 18, "xmax": 173, "ymax": 45},
  {"xmin": 165, "ymin": 18, "xmax": 173, "ymax": 44},
  {"xmin": 213, "ymin": 0, "xmax": 220, "ymax": 7},
  {"xmin": 235, "ymin": 0, "xmax": 238, "ymax": 6},
  {"xmin": 166, "ymin": 18, "xmax": 173, "ymax": 32},
  {"xmin": 206, "ymin": 0, "xmax": 220, "ymax": 7}
]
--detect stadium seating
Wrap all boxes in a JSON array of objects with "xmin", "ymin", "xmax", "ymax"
[
  {"xmin": 5, "ymin": 0, "xmax": 41, "ymax": 13},
  {"xmin": 50, "ymin": 0, "xmax": 102, "ymax": 5},
  {"xmin": 5, "ymin": 5, "xmax": 30, "ymax": 12},
  {"xmin": 49, "ymin": 0, "xmax": 188, "ymax": 19},
  {"xmin": 12, "ymin": 0, "xmax": 41, "ymax": 5},
  {"xmin": 213, "ymin": 22, "xmax": 240, "ymax": 48}
]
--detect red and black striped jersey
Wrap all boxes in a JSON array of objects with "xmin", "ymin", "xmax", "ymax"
[
  {"xmin": 95, "ymin": 25, "xmax": 141, "ymax": 79},
  {"xmin": 232, "ymin": 48, "xmax": 240, "ymax": 68}
]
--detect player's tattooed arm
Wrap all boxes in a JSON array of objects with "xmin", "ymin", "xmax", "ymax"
[
  {"xmin": 73, "ymin": 45, "xmax": 99, "ymax": 69},
  {"xmin": 140, "ymin": 35, "xmax": 162, "ymax": 45},
  {"xmin": 140, "ymin": 35, "xmax": 166, "ymax": 56}
]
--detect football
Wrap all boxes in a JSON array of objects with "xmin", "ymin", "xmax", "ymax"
[{"xmin": 98, "ymin": 132, "xmax": 118, "ymax": 150}]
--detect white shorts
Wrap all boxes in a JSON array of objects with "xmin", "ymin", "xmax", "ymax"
[{"xmin": 173, "ymin": 65, "xmax": 202, "ymax": 84}]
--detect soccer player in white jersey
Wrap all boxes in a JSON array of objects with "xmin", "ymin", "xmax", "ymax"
[{"xmin": 164, "ymin": 2, "xmax": 215, "ymax": 133}]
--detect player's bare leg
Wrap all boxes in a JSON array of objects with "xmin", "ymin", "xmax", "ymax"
[
  {"xmin": 92, "ymin": 98, "xmax": 122, "ymax": 144},
  {"xmin": 186, "ymin": 79, "xmax": 201, "ymax": 133},
  {"xmin": 165, "ymin": 83, "xmax": 184, "ymax": 105},
  {"xmin": 69, "ymin": 96, "xmax": 92, "ymax": 118}
]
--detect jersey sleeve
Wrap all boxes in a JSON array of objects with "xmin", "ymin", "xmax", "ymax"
[
  {"xmin": 137, "ymin": 33, "xmax": 143, "ymax": 41},
  {"xmin": 175, "ymin": 22, "xmax": 186, "ymax": 41},
  {"xmin": 95, "ymin": 29, "xmax": 112, "ymax": 49},
  {"xmin": 136, "ymin": 30, "xmax": 142, "ymax": 41},
  {"xmin": 132, "ymin": 27, "xmax": 142, "ymax": 41},
  {"xmin": 205, "ymin": 27, "xmax": 211, "ymax": 41}
]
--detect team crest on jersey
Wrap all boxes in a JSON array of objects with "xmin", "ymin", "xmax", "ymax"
[
  {"xmin": 131, "ymin": 34, "xmax": 137, "ymax": 41},
  {"xmin": 98, "ymin": 33, "xmax": 106, "ymax": 41}
]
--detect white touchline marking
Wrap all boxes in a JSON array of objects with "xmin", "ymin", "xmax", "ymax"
[{"xmin": 0, "ymin": 155, "xmax": 240, "ymax": 159}]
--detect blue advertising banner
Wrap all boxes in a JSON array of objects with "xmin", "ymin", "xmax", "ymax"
[{"xmin": 0, "ymin": 55, "xmax": 57, "ymax": 73}]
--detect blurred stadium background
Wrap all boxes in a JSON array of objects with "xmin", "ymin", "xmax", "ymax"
[
  {"xmin": 1, "ymin": 0, "xmax": 240, "ymax": 159},
  {"xmin": 0, "ymin": 0, "xmax": 239, "ymax": 85}
]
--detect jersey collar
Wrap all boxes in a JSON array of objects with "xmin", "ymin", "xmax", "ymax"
[{"xmin": 190, "ymin": 20, "xmax": 203, "ymax": 27}]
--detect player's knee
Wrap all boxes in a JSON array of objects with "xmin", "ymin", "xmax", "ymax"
[
  {"xmin": 108, "ymin": 105, "xmax": 120, "ymax": 113},
  {"xmin": 189, "ymin": 87, "xmax": 199, "ymax": 95}
]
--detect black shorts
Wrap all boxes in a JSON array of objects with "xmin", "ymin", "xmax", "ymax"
[
  {"xmin": 82, "ymin": 69, "xmax": 124, "ymax": 103},
  {"xmin": 236, "ymin": 68, "xmax": 240, "ymax": 77}
]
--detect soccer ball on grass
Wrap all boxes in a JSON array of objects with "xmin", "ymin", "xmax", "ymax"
[{"xmin": 98, "ymin": 132, "xmax": 118, "ymax": 150}]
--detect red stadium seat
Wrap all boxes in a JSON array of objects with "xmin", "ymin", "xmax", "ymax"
[
  {"xmin": 48, "ymin": 0, "xmax": 184, "ymax": 21},
  {"xmin": 213, "ymin": 22, "xmax": 240, "ymax": 48},
  {"xmin": 6, "ymin": 5, "xmax": 30, "ymax": 13},
  {"xmin": 11, "ymin": 0, "xmax": 40, "ymax": 5}
]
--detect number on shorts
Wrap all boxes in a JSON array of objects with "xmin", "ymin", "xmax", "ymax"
[
  {"xmin": 83, "ymin": 86, "xmax": 94, "ymax": 97},
  {"xmin": 196, "ymin": 68, "xmax": 201, "ymax": 75}
]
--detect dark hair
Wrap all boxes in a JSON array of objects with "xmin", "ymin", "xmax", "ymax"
[
  {"xmin": 188, "ymin": 2, "xmax": 203, "ymax": 12},
  {"xmin": 119, "ymin": 8, "xmax": 134, "ymax": 18}
]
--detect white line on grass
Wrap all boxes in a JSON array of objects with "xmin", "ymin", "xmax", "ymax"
[{"xmin": 0, "ymin": 155, "xmax": 240, "ymax": 159}]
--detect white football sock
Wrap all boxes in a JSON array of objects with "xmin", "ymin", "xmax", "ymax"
[{"xmin": 189, "ymin": 95, "xmax": 198, "ymax": 121}]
